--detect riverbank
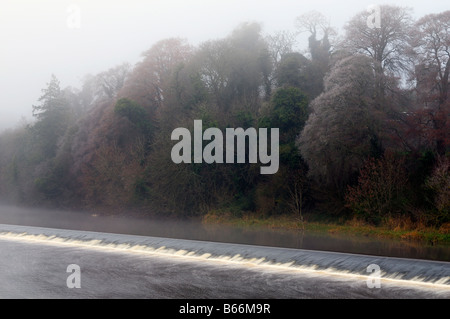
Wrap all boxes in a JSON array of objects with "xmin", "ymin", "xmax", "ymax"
[
  {"xmin": 202, "ymin": 212, "xmax": 450, "ymax": 245},
  {"xmin": 2, "ymin": 201, "xmax": 448, "ymax": 246}
]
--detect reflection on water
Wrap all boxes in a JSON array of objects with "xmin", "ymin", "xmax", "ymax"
[
  {"xmin": 0, "ymin": 204, "xmax": 449, "ymax": 262},
  {"xmin": 193, "ymin": 223, "xmax": 450, "ymax": 262}
]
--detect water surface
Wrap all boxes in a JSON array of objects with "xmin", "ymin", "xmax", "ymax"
[{"xmin": 0, "ymin": 204, "xmax": 448, "ymax": 261}]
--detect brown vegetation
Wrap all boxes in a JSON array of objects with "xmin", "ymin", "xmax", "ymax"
[{"xmin": 0, "ymin": 8, "xmax": 449, "ymax": 231}]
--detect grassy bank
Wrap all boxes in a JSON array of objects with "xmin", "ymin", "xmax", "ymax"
[{"xmin": 202, "ymin": 212, "xmax": 450, "ymax": 245}]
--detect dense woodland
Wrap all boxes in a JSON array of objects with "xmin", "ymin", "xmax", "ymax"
[{"xmin": 0, "ymin": 6, "xmax": 449, "ymax": 228}]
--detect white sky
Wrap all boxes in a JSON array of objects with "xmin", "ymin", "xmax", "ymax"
[{"xmin": 0, "ymin": 0, "xmax": 448, "ymax": 130}]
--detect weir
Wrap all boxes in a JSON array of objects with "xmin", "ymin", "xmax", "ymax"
[{"xmin": 0, "ymin": 224, "xmax": 448, "ymax": 288}]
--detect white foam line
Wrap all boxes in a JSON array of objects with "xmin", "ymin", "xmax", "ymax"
[{"xmin": 0, "ymin": 231, "xmax": 449, "ymax": 290}]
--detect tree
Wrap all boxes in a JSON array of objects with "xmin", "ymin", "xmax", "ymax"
[
  {"xmin": 345, "ymin": 152, "xmax": 408, "ymax": 225},
  {"xmin": 295, "ymin": 11, "xmax": 331, "ymax": 41},
  {"xmin": 194, "ymin": 39, "xmax": 232, "ymax": 111},
  {"xmin": 342, "ymin": 5, "xmax": 413, "ymax": 101},
  {"xmin": 114, "ymin": 98, "xmax": 152, "ymax": 135},
  {"xmin": 295, "ymin": 11, "xmax": 334, "ymax": 98},
  {"xmin": 265, "ymin": 30, "xmax": 297, "ymax": 93},
  {"xmin": 32, "ymin": 74, "xmax": 63, "ymax": 119},
  {"xmin": 343, "ymin": 5, "xmax": 413, "ymax": 75},
  {"xmin": 276, "ymin": 53, "xmax": 308, "ymax": 87},
  {"xmin": 81, "ymin": 140, "xmax": 146, "ymax": 208},
  {"xmin": 260, "ymin": 86, "xmax": 309, "ymax": 172},
  {"xmin": 266, "ymin": 30, "xmax": 297, "ymax": 70},
  {"xmin": 194, "ymin": 23, "xmax": 272, "ymax": 116},
  {"xmin": 409, "ymin": 11, "xmax": 450, "ymax": 155},
  {"xmin": 298, "ymin": 55, "xmax": 381, "ymax": 195},
  {"xmin": 263, "ymin": 87, "xmax": 309, "ymax": 144},
  {"xmin": 31, "ymin": 75, "xmax": 70, "ymax": 157},
  {"xmin": 227, "ymin": 23, "xmax": 272, "ymax": 109},
  {"xmin": 96, "ymin": 63, "xmax": 131, "ymax": 99},
  {"xmin": 76, "ymin": 64, "xmax": 131, "ymax": 115},
  {"xmin": 410, "ymin": 11, "xmax": 450, "ymax": 102},
  {"xmin": 425, "ymin": 156, "xmax": 450, "ymax": 224},
  {"xmin": 0, "ymin": 124, "xmax": 34, "ymax": 203},
  {"xmin": 121, "ymin": 38, "xmax": 193, "ymax": 109},
  {"xmin": 276, "ymin": 52, "xmax": 322, "ymax": 99}
]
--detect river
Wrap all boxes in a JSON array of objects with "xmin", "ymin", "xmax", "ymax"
[
  {"xmin": 0, "ymin": 204, "xmax": 449, "ymax": 299},
  {"xmin": 0, "ymin": 204, "xmax": 448, "ymax": 261}
]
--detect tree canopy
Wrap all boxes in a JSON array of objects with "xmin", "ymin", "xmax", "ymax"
[{"xmin": 0, "ymin": 7, "xmax": 448, "ymax": 228}]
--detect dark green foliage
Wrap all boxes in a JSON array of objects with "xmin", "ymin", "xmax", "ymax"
[
  {"xmin": 251, "ymin": 87, "xmax": 310, "ymax": 215},
  {"xmin": 233, "ymin": 110, "xmax": 254, "ymax": 129},
  {"xmin": 31, "ymin": 75, "xmax": 72, "ymax": 158},
  {"xmin": 265, "ymin": 87, "xmax": 309, "ymax": 143},
  {"xmin": 276, "ymin": 47, "xmax": 328, "ymax": 100},
  {"xmin": 114, "ymin": 98, "xmax": 152, "ymax": 134},
  {"xmin": 276, "ymin": 53, "xmax": 310, "ymax": 88}
]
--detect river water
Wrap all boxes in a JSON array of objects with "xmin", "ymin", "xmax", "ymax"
[{"xmin": 0, "ymin": 204, "xmax": 448, "ymax": 262}]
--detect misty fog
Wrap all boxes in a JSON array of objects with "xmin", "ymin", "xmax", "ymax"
[{"xmin": 1, "ymin": 0, "xmax": 448, "ymax": 130}]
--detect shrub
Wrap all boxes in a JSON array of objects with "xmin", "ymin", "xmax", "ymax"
[
  {"xmin": 425, "ymin": 156, "xmax": 450, "ymax": 224},
  {"xmin": 345, "ymin": 152, "xmax": 408, "ymax": 224}
]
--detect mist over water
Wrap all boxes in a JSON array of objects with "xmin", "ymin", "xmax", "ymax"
[{"xmin": 0, "ymin": 204, "xmax": 448, "ymax": 262}]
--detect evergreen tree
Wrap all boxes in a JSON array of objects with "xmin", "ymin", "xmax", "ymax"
[{"xmin": 31, "ymin": 74, "xmax": 70, "ymax": 157}]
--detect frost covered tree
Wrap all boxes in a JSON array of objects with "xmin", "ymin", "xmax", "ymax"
[{"xmin": 298, "ymin": 55, "xmax": 382, "ymax": 195}]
